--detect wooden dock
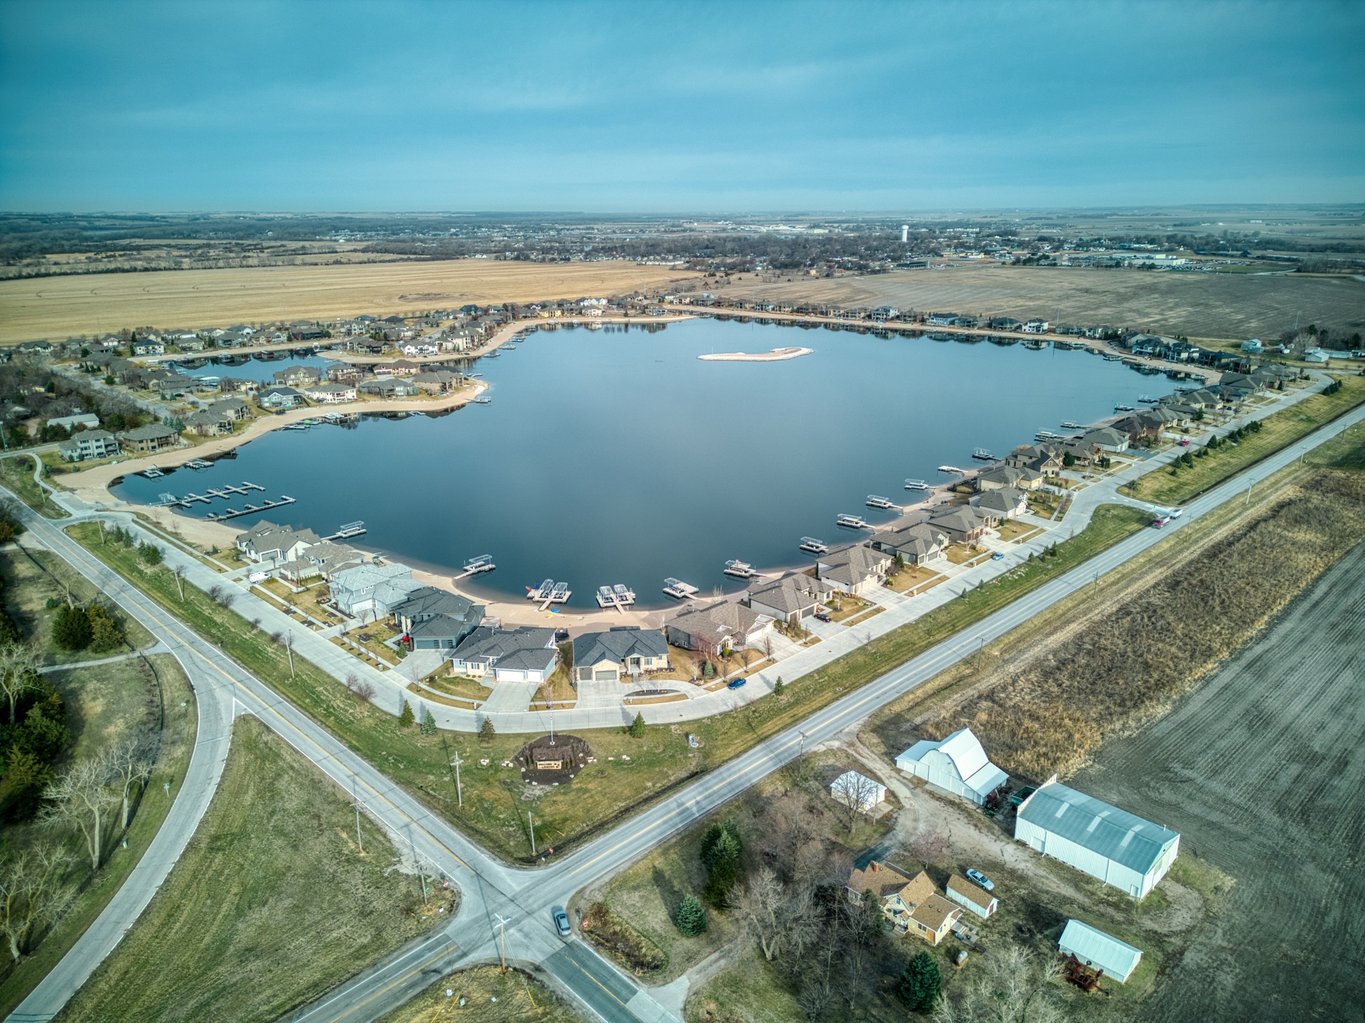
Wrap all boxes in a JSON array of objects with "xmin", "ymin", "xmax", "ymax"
[
  {"xmin": 205, "ymin": 496, "xmax": 296, "ymax": 522},
  {"xmin": 323, "ymin": 521, "xmax": 366, "ymax": 540}
]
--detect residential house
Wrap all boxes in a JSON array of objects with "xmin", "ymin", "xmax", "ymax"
[
  {"xmin": 928, "ymin": 507, "xmax": 988, "ymax": 545},
  {"xmin": 329, "ymin": 562, "xmax": 419, "ymax": 620},
  {"xmin": 868, "ymin": 523, "xmax": 949, "ymax": 567},
  {"xmin": 1112, "ymin": 411, "xmax": 1166, "ymax": 444},
  {"xmin": 970, "ymin": 487, "xmax": 1027, "ymax": 520},
  {"xmin": 152, "ymin": 373, "xmax": 196, "ymax": 400},
  {"xmin": 846, "ymin": 863, "xmax": 962, "ymax": 945},
  {"xmin": 47, "ymin": 413, "xmax": 100, "ymax": 432},
  {"xmin": 272, "ymin": 366, "xmax": 321, "ymax": 389},
  {"xmin": 946, "ymin": 875, "xmax": 999, "ymax": 919},
  {"xmin": 391, "ymin": 587, "xmax": 485, "ymax": 650},
  {"xmin": 186, "ymin": 408, "xmax": 232, "ymax": 437},
  {"xmin": 257, "ymin": 386, "xmax": 304, "ymax": 411},
  {"xmin": 57, "ymin": 429, "xmax": 120, "ymax": 462},
  {"xmin": 1057, "ymin": 920, "xmax": 1143, "ymax": 984},
  {"xmin": 304, "ymin": 381, "xmax": 357, "ymax": 404},
  {"xmin": 815, "ymin": 545, "xmax": 892, "ymax": 596},
  {"xmin": 666, "ymin": 602, "xmax": 773, "ymax": 657},
  {"xmin": 411, "ymin": 369, "xmax": 462, "ymax": 394},
  {"xmin": 1079, "ymin": 427, "xmax": 1130, "ymax": 454},
  {"xmin": 358, "ymin": 377, "xmax": 418, "ymax": 398},
  {"xmin": 234, "ymin": 522, "xmax": 321, "ymax": 566},
  {"xmin": 1005, "ymin": 443, "xmax": 1064, "ymax": 476},
  {"xmin": 572, "ymin": 627, "xmax": 670, "ymax": 684},
  {"xmin": 131, "ymin": 338, "xmax": 165, "ymax": 356},
  {"xmin": 895, "ymin": 727, "xmax": 1008, "ymax": 806},
  {"xmin": 744, "ymin": 574, "xmax": 830, "ymax": 624},
  {"xmin": 975, "ymin": 465, "xmax": 1042, "ymax": 492},
  {"xmin": 1240, "ymin": 338, "xmax": 1264, "ymax": 354},
  {"xmin": 118, "ymin": 423, "xmax": 180, "ymax": 455},
  {"xmin": 448, "ymin": 626, "xmax": 559, "ymax": 683}
]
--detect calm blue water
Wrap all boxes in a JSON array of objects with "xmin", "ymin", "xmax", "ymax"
[
  {"xmin": 171, "ymin": 353, "xmax": 336, "ymax": 383},
  {"xmin": 117, "ymin": 320, "xmax": 1164, "ymax": 607}
]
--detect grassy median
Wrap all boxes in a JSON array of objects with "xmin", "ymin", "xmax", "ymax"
[
  {"xmin": 58, "ymin": 717, "xmax": 439, "ymax": 1023},
  {"xmin": 377, "ymin": 967, "xmax": 580, "ymax": 1023}
]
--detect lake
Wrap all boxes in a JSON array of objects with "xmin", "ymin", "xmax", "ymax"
[
  {"xmin": 171, "ymin": 352, "xmax": 339, "ymax": 383},
  {"xmin": 116, "ymin": 319, "xmax": 1166, "ymax": 608}
]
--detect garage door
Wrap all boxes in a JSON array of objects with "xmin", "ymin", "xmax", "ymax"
[{"xmin": 594, "ymin": 669, "xmax": 616, "ymax": 682}]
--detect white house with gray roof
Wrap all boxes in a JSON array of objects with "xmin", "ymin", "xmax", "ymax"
[
  {"xmin": 449, "ymin": 627, "xmax": 558, "ymax": 683},
  {"xmin": 745, "ymin": 574, "xmax": 831, "ymax": 624},
  {"xmin": 329, "ymin": 562, "xmax": 418, "ymax": 621},
  {"xmin": 572, "ymin": 627, "xmax": 669, "ymax": 684},
  {"xmin": 234, "ymin": 522, "xmax": 320, "ymax": 566},
  {"xmin": 815, "ymin": 545, "xmax": 892, "ymax": 595},
  {"xmin": 58, "ymin": 429, "xmax": 120, "ymax": 462},
  {"xmin": 1015, "ymin": 781, "xmax": 1180, "ymax": 899}
]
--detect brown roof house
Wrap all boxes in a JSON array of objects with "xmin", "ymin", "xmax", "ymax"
[
  {"xmin": 869, "ymin": 523, "xmax": 948, "ymax": 567},
  {"xmin": 744, "ymin": 574, "xmax": 831, "ymax": 624},
  {"xmin": 929, "ymin": 507, "xmax": 988, "ymax": 545},
  {"xmin": 946, "ymin": 874, "xmax": 999, "ymax": 919},
  {"xmin": 846, "ymin": 862, "xmax": 962, "ymax": 945},
  {"xmin": 815, "ymin": 545, "xmax": 892, "ymax": 596},
  {"xmin": 666, "ymin": 602, "xmax": 773, "ymax": 657}
]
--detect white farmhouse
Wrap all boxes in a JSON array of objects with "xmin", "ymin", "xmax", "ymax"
[
  {"xmin": 894, "ymin": 728, "xmax": 1007, "ymax": 806},
  {"xmin": 1014, "ymin": 781, "xmax": 1179, "ymax": 899}
]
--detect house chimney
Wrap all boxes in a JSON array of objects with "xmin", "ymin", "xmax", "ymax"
[{"xmin": 871, "ymin": 862, "xmax": 879, "ymax": 872}]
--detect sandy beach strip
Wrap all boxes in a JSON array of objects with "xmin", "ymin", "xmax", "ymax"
[{"xmin": 697, "ymin": 346, "xmax": 813, "ymax": 362}]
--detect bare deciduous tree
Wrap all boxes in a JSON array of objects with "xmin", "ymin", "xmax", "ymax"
[
  {"xmin": 829, "ymin": 771, "xmax": 882, "ymax": 834},
  {"xmin": 0, "ymin": 843, "xmax": 75, "ymax": 963},
  {"xmin": 0, "ymin": 642, "xmax": 42, "ymax": 725},
  {"xmin": 106, "ymin": 733, "xmax": 157, "ymax": 831},
  {"xmin": 41, "ymin": 758, "xmax": 119, "ymax": 872},
  {"xmin": 170, "ymin": 563, "xmax": 185, "ymax": 601},
  {"xmin": 736, "ymin": 866, "xmax": 818, "ymax": 963},
  {"xmin": 933, "ymin": 943, "xmax": 1065, "ymax": 1023}
]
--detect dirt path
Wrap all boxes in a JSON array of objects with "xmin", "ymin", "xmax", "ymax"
[{"xmin": 1075, "ymin": 542, "xmax": 1365, "ymax": 1023}]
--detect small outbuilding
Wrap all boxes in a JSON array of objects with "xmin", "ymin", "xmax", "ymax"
[
  {"xmin": 946, "ymin": 874, "xmax": 999, "ymax": 919},
  {"xmin": 895, "ymin": 727, "xmax": 1008, "ymax": 806},
  {"xmin": 829, "ymin": 770, "xmax": 887, "ymax": 814},
  {"xmin": 1058, "ymin": 919, "xmax": 1142, "ymax": 984}
]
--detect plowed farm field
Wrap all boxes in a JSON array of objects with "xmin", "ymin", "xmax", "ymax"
[
  {"xmin": 712, "ymin": 265, "xmax": 1365, "ymax": 340},
  {"xmin": 1074, "ymin": 541, "xmax": 1365, "ymax": 1023},
  {"xmin": 0, "ymin": 259, "xmax": 696, "ymax": 343}
]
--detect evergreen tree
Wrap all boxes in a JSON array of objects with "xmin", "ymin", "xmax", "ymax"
[
  {"xmin": 901, "ymin": 950, "xmax": 941, "ymax": 1012},
  {"xmin": 478, "ymin": 716, "xmax": 496, "ymax": 740},
  {"xmin": 52, "ymin": 605, "xmax": 92, "ymax": 652},
  {"xmin": 86, "ymin": 604, "xmax": 123, "ymax": 652},
  {"xmin": 674, "ymin": 894, "xmax": 708, "ymax": 936},
  {"xmin": 628, "ymin": 711, "xmax": 646, "ymax": 738},
  {"xmin": 419, "ymin": 706, "xmax": 436, "ymax": 736},
  {"xmin": 700, "ymin": 820, "xmax": 744, "ymax": 906},
  {"xmin": 398, "ymin": 699, "xmax": 415, "ymax": 728},
  {"xmin": 772, "ymin": 677, "xmax": 785, "ymax": 697}
]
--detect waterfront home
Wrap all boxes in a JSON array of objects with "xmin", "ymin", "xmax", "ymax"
[
  {"xmin": 970, "ymin": 487, "xmax": 1028, "ymax": 520},
  {"xmin": 1005, "ymin": 443, "xmax": 1063, "ymax": 476},
  {"xmin": 57, "ymin": 429, "xmax": 120, "ymax": 462},
  {"xmin": 412, "ymin": 369, "xmax": 462, "ymax": 394},
  {"xmin": 744, "ymin": 574, "xmax": 831, "ymax": 624},
  {"xmin": 358, "ymin": 377, "xmax": 418, "ymax": 398},
  {"xmin": 666, "ymin": 602, "xmax": 774, "ymax": 658},
  {"xmin": 131, "ymin": 338, "xmax": 165, "ymax": 356},
  {"xmin": 1112, "ymin": 411, "xmax": 1168, "ymax": 443},
  {"xmin": 304, "ymin": 381, "xmax": 358, "ymax": 404},
  {"xmin": 153, "ymin": 373, "xmax": 196, "ymax": 400},
  {"xmin": 281, "ymin": 540, "xmax": 365, "ymax": 582},
  {"xmin": 257, "ymin": 386, "xmax": 304, "ymax": 411},
  {"xmin": 235, "ymin": 521, "xmax": 321, "ymax": 566},
  {"xmin": 329, "ymin": 562, "xmax": 419, "ymax": 620},
  {"xmin": 1080, "ymin": 427, "xmax": 1130, "ymax": 454},
  {"xmin": 47, "ymin": 412, "xmax": 100, "ymax": 432},
  {"xmin": 975, "ymin": 464, "xmax": 1042, "ymax": 492},
  {"xmin": 391, "ymin": 587, "xmax": 485, "ymax": 650},
  {"xmin": 846, "ymin": 863, "xmax": 962, "ymax": 945},
  {"xmin": 572, "ymin": 626, "xmax": 670, "ymax": 683},
  {"xmin": 448, "ymin": 626, "xmax": 558, "ymax": 683},
  {"xmin": 186, "ymin": 408, "xmax": 230, "ymax": 437},
  {"xmin": 928, "ymin": 507, "xmax": 988, "ymax": 545},
  {"xmin": 815, "ymin": 545, "xmax": 893, "ymax": 596},
  {"xmin": 118, "ymin": 423, "xmax": 180, "ymax": 456},
  {"xmin": 868, "ymin": 523, "xmax": 949, "ymax": 567},
  {"xmin": 896, "ymin": 727, "xmax": 1008, "ymax": 806},
  {"xmin": 273, "ymin": 366, "xmax": 321, "ymax": 388},
  {"xmin": 326, "ymin": 364, "xmax": 364, "ymax": 384}
]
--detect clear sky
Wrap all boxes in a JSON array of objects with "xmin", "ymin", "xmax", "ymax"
[{"xmin": 1, "ymin": 0, "xmax": 1362, "ymax": 212}]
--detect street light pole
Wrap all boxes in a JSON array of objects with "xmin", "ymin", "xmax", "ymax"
[
  {"xmin": 451, "ymin": 751, "xmax": 464, "ymax": 809},
  {"xmin": 493, "ymin": 913, "xmax": 510, "ymax": 971},
  {"xmin": 528, "ymin": 811, "xmax": 537, "ymax": 857}
]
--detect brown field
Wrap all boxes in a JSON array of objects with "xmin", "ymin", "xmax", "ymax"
[
  {"xmin": 0, "ymin": 259, "xmax": 696, "ymax": 343},
  {"xmin": 1077, "ymin": 541, "xmax": 1365, "ymax": 1023},
  {"xmin": 711, "ymin": 265, "xmax": 1365, "ymax": 340}
]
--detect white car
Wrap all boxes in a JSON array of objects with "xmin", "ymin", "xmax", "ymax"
[{"xmin": 965, "ymin": 868, "xmax": 995, "ymax": 892}]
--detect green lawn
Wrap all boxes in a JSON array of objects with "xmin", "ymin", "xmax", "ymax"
[
  {"xmin": 57, "ymin": 718, "xmax": 439, "ymax": 1023},
  {"xmin": 1130, "ymin": 373, "xmax": 1365, "ymax": 505},
  {"xmin": 0, "ymin": 655, "xmax": 196, "ymax": 1017},
  {"xmin": 0, "ymin": 455, "xmax": 68, "ymax": 519}
]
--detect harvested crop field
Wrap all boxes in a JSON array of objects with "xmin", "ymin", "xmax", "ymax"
[
  {"xmin": 711, "ymin": 265, "xmax": 1365, "ymax": 340},
  {"xmin": 0, "ymin": 259, "xmax": 696, "ymax": 343},
  {"xmin": 1076, "ymin": 540, "xmax": 1365, "ymax": 1023},
  {"xmin": 908, "ymin": 469, "xmax": 1365, "ymax": 781}
]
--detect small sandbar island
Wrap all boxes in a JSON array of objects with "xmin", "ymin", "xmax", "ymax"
[{"xmin": 697, "ymin": 345, "xmax": 814, "ymax": 362}]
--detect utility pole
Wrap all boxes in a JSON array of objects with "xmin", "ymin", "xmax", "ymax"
[
  {"xmin": 798, "ymin": 730, "xmax": 807, "ymax": 757},
  {"xmin": 451, "ymin": 750, "xmax": 464, "ymax": 809},
  {"xmin": 409, "ymin": 827, "xmax": 428, "ymax": 902},
  {"xmin": 493, "ymin": 913, "xmax": 510, "ymax": 971},
  {"xmin": 285, "ymin": 631, "xmax": 295, "ymax": 678},
  {"xmin": 528, "ymin": 811, "xmax": 537, "ymax": 857}
]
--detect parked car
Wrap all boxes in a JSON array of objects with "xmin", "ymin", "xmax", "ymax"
[
  {"xmin": 965, "ymin": 868, "xmax": 995, "ymax": 892},
  {"xmin": 814, "ymin": 611, "xmax": 832, "ymax": 622},
  {"xmin": 727, "ymin": 677, "xmax": 747, "ymax": 690},
  {"xmin": 552, "ymin": 905, "xmax": 571, "ymax": 937},
  {"xmin": 990, "ymin": 552, "xmax": 1005, "ymax": 561}
]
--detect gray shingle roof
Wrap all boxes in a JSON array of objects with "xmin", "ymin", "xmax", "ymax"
[
  {"xmin": 573, "ymin": 626, "xmax": 668, "ymax": 667},
  {"xmin": 1018, "ymin": 782, "xmax": 1178, "ymax": 876}
]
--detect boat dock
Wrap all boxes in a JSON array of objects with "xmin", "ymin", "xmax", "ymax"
[
  {"xmin": 204, "ymin": 496, "xmax": 296, "ymax": 522},
  {"xmin": 865, "ymin": 495, "xmax": 896, "ymax": 510},
  {"xmin": 596, "ymin": 584, "xmax": 636, "ymax": 611},
  {"xmin": 971, "ymin": 448, "xmax": 995, "ymax": 461},
  {"xmin": 663, "ymin": 577, "xmax": 699, "ymax": 600},
  {"xmin": 1035, "ymin": 430, "xmax": 1063, "ymax": 441},
  {"xmin": 836, "ymin": 513, "xmax": 869, "ymax": 529},
  {"xmin": 186, "ymin": 459, "xmax": 213, "ymax": 470},
  {"xmin": 323, "ymin": 521, "xmax": 366, "ymax": 541},
  {"xmin": 1060, "ymin": 420, "xmax": 1082, "ymax": 430},
  {"xmin": 456, "ymin": 555, "xmax": 495, "ymax": 579},
  {"xmin": 904, "ymin": 478, "xmax": 929, "ymax": 491},
  {"xmin": 799, "ymin": 536, "xmax": 829, "ymax": 554},
  {"xmin": 165, "ymin": 481, "xmax": 267, "ymax": 509},
  {"xmin": 141, "ymin": 467, "xmax": 164, "ymax": 479},
  {"xmin": 937, "ymin": 465, "xmax": 966, "ymax": 475},
  {"xmin": 526, "ymin": 579, "xmax": 571, "ymax": 610},
  {"xmin": 723, "ymin": 559, "xmax": 757, "ymax": 578}
]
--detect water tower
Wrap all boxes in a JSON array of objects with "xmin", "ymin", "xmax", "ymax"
[{"xmin": 901, "ymin": 224, "xmax": 909, "ymax": 244}]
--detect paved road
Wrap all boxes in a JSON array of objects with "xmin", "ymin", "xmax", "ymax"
[{"xmin": 8, "ymin": 382, "xmax": 1360, "ymax": 1023}]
